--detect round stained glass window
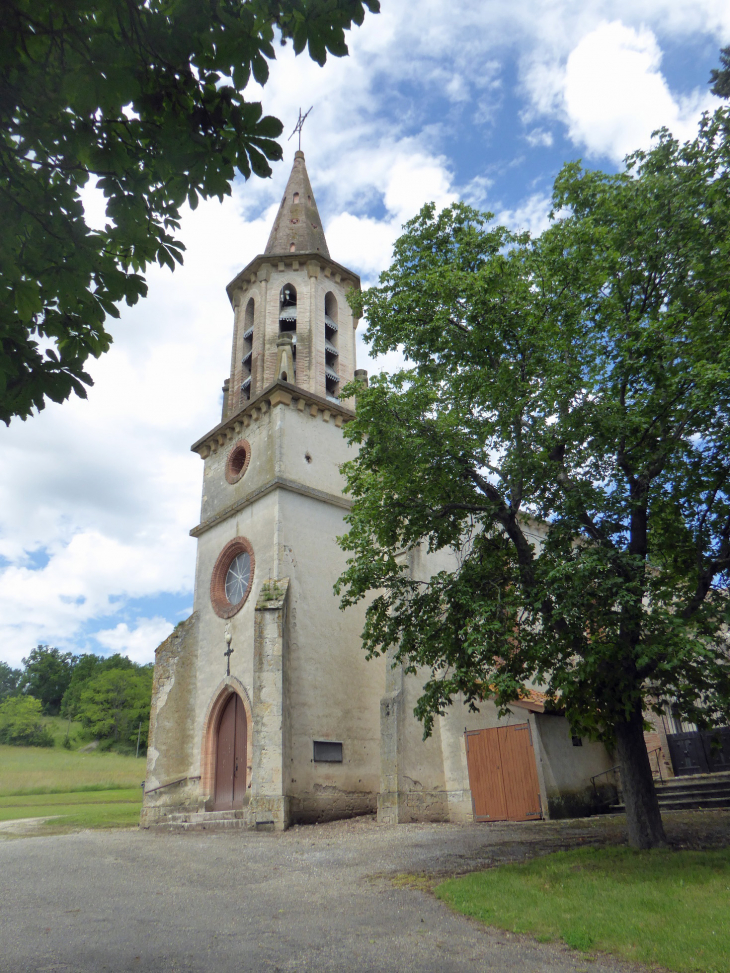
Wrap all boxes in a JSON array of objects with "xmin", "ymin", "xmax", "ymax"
[
  {"xmin": 210, "ymin": 537, "xmax": 255, "ymax": 619},
  {"xmin": 225, "ymin": 552, "xmax": 251, "ymax": 605}
]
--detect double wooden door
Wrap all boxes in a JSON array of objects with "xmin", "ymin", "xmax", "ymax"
[
  {"xmin": 667, "ymin": 727, "xmax": 730, "ymax": 776},
  {"xmin": 465, "ymin": 724, "xmax": 542, "ymax": 822},
  {"xmin": 214, "ymin": 693, "xmax": 247, "ymax": 810}
]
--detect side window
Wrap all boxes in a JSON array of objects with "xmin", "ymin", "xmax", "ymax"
[
  {"xmin": 324, "ymin": 291, "xmax": 339, "ymax": 400},
  {"xmin": 279, "ymin": 284, "xmax": 297, "ymax": 380},
  {"xmin": 240, "ymin": 298, "xmax": 254, "ymax": 403}
]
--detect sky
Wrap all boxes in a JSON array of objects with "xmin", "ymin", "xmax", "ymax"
[{"xmin": 1, "ymin": 0, "xmax": 728, "ymax": 670}]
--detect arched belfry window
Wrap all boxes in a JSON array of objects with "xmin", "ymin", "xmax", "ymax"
[
  {"xmin": 240, "ymin": 298, "xmax": 254, "ymax": 403},
  {"xmin": 324, "ymin": 291, "xmax": 339, "ymax": 401},
  {"xmin": 279, "ymin": 284, "xmax": 297, "ymax": 379}
]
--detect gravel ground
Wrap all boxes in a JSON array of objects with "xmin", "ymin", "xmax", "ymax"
[{"xmin": 0, "ymin": 810, "xmax": 727, "ymax": 973}]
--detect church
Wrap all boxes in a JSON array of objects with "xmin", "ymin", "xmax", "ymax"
[{"xmin": 140, "ymin": 151, "xmax": 615, "ymax": 832}]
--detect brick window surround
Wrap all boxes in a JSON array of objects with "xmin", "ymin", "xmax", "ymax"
[
  {"xmin": 210, "ymin": 537, "xmax": 256, "ymax": 619},
  {"xmin": 225, "ymin": 438, "xmax": 252, "ymax": 484}
]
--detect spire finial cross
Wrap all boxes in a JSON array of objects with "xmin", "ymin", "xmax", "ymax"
[{"xmin": 288, "ymin": 106, "xmax": 313, "ymax": 151}]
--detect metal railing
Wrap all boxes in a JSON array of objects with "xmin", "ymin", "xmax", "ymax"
[
  {"xmin": 590, "ymin": 747, "xmax": 665, "ymax": 799},
  {"xmin": 648, "ymin": 746, "xmax": 665, "ymax": 782},
  {"xmin": 142, "ymin": 775, "xmax": 201, "ymax": 796}
]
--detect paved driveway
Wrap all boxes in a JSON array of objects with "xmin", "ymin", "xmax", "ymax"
[{"xmin": 0, "ymin": 815, "xmax": 636, "ymax": 973}]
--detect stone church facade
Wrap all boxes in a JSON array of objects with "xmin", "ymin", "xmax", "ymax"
[{"xmin": 141, "ymin": 152, "xmax": 614, "ymax": 831}]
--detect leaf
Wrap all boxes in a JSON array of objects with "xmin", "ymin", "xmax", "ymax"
[
  {"xmin": 255, "ymin": 114, "xmax": 284, "ymax": 139},
  {"xmin": 252, "ymin": 54, "xmax": 269, "ymax": 86},
  {"xmin": 247, "ymin": 145, "xmax": 272, "ymax": 179},
  {"xmin": 14, "ymin": 281, "xmax": 43, "ymax": 322}
]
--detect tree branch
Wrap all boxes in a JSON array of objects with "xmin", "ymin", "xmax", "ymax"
[{"xmin": 682, "ymin": 510, "xmax": 730, "ymax": 619}]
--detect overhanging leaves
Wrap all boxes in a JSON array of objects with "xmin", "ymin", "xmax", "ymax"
[{"xmin": 0, "ymin": 0, "xmax": 379, "ymax": 423}]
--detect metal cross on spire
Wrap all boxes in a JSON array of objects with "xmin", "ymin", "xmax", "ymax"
[{"xmin": 288, "ymin": 106, "xmax": 313, "ymax": 151}]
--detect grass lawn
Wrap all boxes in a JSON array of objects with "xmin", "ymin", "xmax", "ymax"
[
  {"xmin": 436, "ymin": 846, "xmax": 730, "ymax": 973},
  {"xmin": 0, "ymin": 743, "xmax": 145, "ymax": 835},
  {"xmin": 0, "ymin": 742, "xmax": 146, "ymax": 795},
  {"xmin": 43, "ymin": 715, "xmax": 87, "ymax": 748},
  {"xmin": 0, "ymin": 788, "xmax": 142, "ymax": 832}
]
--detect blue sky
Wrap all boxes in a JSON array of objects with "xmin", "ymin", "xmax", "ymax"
[{"xmin": 1, "ymin": 0, "xmax": 728, "ymax": 668}]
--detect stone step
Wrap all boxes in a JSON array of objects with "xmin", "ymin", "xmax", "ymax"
[
  {"xmin": 610, "ymin": 770, "xmax": 730, "ymax": 814},
  {"xmin": 145, "ymin": 809, "xmax": 248, "ymax": 832},
  {"xmin": 655, "ymin": 784, "xmax": 730, "ymax": 801},
  {"xmin": 612, "ymin": 794, "xmax": 730, "ymax": 813},
  {"xmin": 655, "ymin": 780, "xmax": 730, "ymax": 795},
  {"xmin": 656, "ymin": 770, "xmax": 730, "ymax": 788}
]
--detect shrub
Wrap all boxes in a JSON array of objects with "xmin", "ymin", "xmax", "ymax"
[
  {"xmin": 0, "ymin": 696, "xmax": 54, "ymax": 747},
  {"xmin": 77, "ymin": 667, "xmax": 153, "ymax": 746}
]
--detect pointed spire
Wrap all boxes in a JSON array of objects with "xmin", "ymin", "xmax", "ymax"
[{"xmin": 265, "ymin": 151, "xmax": 330, "ymax": 258}]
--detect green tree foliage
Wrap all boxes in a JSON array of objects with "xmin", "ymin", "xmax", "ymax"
[
  {"xmin": 1, "ymin": 0, "xmax": 379, "ymax": 425},
  {"xmin": 0, "ymin": 661, "xmax": 22, "ymax": 703},
  {"xmin": 0, "ymin": 695, "xmax": 54, "ymax": 746},
  {"xmin": 76, "ymin": 667, "xmax": 153, "ymax": 748},
  {"xmin": 710, "ymin": 46, "xmax": 730, "ymax": 99},
  {"xmin": 19, "ymin": 645, "xmax": 76, "ymax": 715},
  {"xmin": 60, "ymin": 652, "xmax": 134, "ymax": 718},
  {"xmin": 338, "ymin": 108, "xmax": 730, "ymax": 849}
]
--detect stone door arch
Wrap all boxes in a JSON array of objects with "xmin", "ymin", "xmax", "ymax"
[{"xmin": 201, "ymin": 679, "xmax": 253, "ymax": 807}]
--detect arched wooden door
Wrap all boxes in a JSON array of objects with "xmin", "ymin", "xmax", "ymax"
[{"xmin": 213, "ymin": 693, "xmax": 247, "ymax": 810}]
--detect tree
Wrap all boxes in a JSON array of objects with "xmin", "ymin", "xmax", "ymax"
[
  {"xmin": 0, "ymin": 695, "xmax": 54, "ymax": 746},
  {"xmin": 60, "ymin": 651, "xmax": 134, "ymax": 718},
  {"xmin": 710, "ymin": 46, "xmax": 730, "ymax": 99},
  {"xmin": 76, "ymin": 666, "xmax": 153, "ymax": 747},
  {"xmin": 19, "ymin": 645, "xmax": 76, "ymax": 714},
  {"xmin": 1, "ymin": 0, "xmax": 379, "ymax": 425},
  {"xmin": 337, "ymin": 108, "xmax": 730, "ymax": 849},
  {"xmin": 0, "ymin": 661, "xmax": 22, "ymax": 703}
]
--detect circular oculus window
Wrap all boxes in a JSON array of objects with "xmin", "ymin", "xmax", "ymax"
[
  {"xmin": 225, "ymin": 552, "xmax": 250, "ymax": 604},
  {"xmin": 225, "ymin": 439, "xmax": 251, "ymax": 484},
  {"xmin": 210, "ymin": 538, "xmax": 255, "ymax": 618}
]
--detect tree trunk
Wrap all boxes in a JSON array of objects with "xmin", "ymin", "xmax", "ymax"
[{"xmin": 614, "ymin": 703, "xmax": 667, "ymax": 849}]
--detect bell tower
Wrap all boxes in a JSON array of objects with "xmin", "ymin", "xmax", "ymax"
[
  {"xmin": 142, "ymin": 151, "xmax": 381, "ymax": 832},
  {"xmin": 224, "ymin": 150, "xmax": 358, "ymax": 415}
]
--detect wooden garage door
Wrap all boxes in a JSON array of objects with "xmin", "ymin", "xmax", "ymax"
[{"xmin": 465, "ymin": 724, "xmax": 542, "ymax": 822}]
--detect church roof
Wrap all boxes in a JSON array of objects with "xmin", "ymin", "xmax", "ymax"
[{"xmin": 264, "ymin": 151, "xmax": 330, "ymax": 258}]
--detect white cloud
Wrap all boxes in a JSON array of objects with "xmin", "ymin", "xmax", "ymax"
[
  {"xmin": 525, "ymin": 128, "xmax": 554, "ymax": 148},
  {"xmin": 95, "ymin": 618, "xmax": 174, "ymax": 666},
  {"xmin": 498, "ymin": 193, "xmax": 553, "ymax": 237},
  {"xmin": 461, "ymin": 175, "xmax": 494, "ymax": 210},
  {"xmin": 326, "ymin": 213, "xmax": 398, "ymax": 282},
  {"xmin": 561, "ymin": 21, "xmax": 720, "ymax": 162}
]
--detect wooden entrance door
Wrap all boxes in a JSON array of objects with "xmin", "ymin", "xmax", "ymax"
[
  {"xmin": 214, "ymin": 693, "xmax": 247, "ymax": 810},
  {"xmin": 667, "ymin": 727, "xmax": 730, "ymax": 776},
  {"xmin": 465, "ymin": 724, "xmax": 542, "ymax": 822}
]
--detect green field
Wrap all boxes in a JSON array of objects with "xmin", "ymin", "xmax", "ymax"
[
  {"xmin": 0, "ymin": 741, "xmax": 145, "ymax": 835},
  {"xmin": 0, "ymin": 788, "xmax": 142, "ymax": 831},
  {"xmin": 436, "ymin": 846, "xmax": 730, "ymax": 973},
  {"xmin": 0, "ymin": 742, "xmax": 145, "ymax": 796}
]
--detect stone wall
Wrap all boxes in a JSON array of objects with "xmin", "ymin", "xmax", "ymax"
[
  {"xmin": 140, "ymin": 613, "xmax": 200, "ymax": 826},
  {"xmin": 533, "ymin": 713, "xmax": 615, "ymax": 817}
]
